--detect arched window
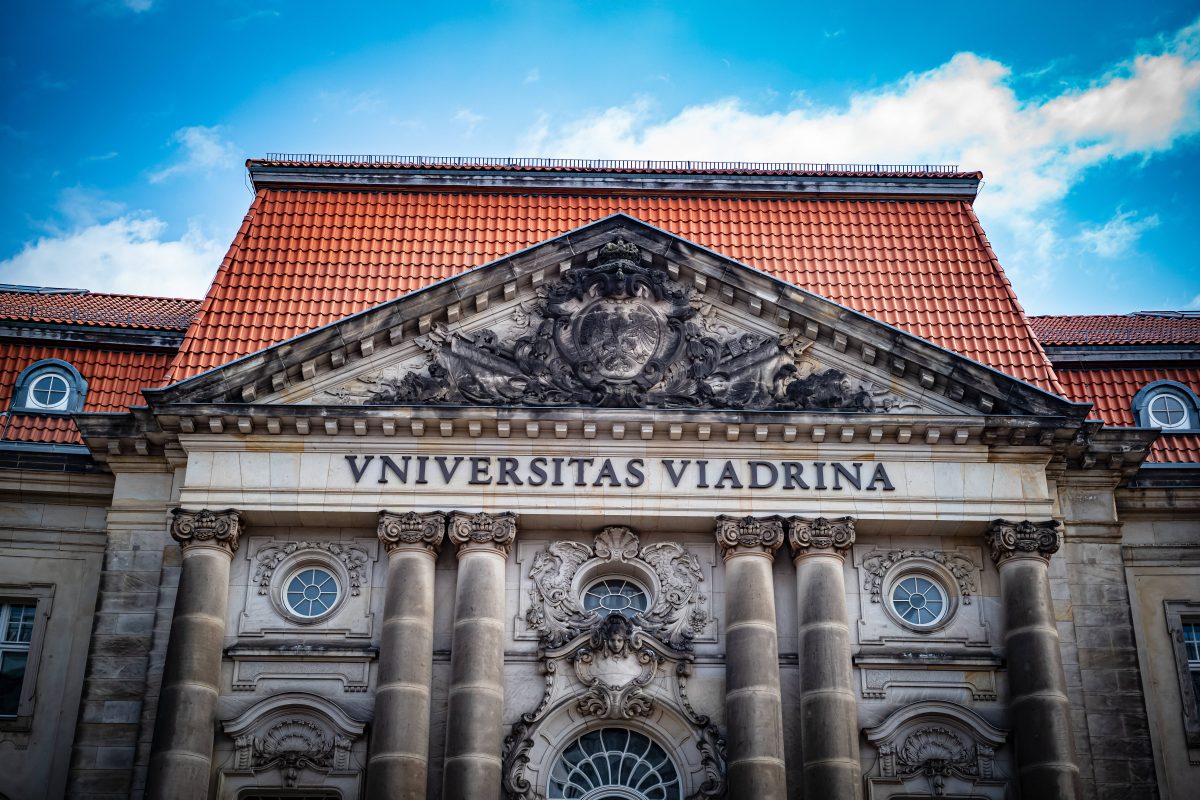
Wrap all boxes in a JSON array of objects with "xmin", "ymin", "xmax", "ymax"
[
  {"xmin": 1132, "ymin": 381, "xmax": 1199, "ymax": 432},
  {"xmin": 10, "ymin": 359, "xmax": 88, "ymax": 414},
  {"xmin": 548, "ymin": 728, "xmax": 682, "ymax": 800}
]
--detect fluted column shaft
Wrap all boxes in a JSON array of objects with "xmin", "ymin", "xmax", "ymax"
[
  {"xmin": 789, "ymin": 516, "xmax": 862, "ymax": 799},
  {"xmin": 442, "ymin": 512, "xmax": 517, "ymax": 800},
  {"xmin": 367, "ymin": 512, "xmax": 447, "ymax": 799},
  {"xmin": 713, "ymin": 515, "xmax": 787, "ymax": 799},
  {"xmin": 146, "ymin": 509, "xmax": 241, "ymax": 800},
  {"xmin": 988, "ymin": 519, "xmax": 1082, "ymax": 800}
]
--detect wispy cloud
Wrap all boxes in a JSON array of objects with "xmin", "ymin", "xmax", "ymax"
[
  {"xmin": 1078, "ymin": 210, "xmax": 1160, "ymax": 258},
  {"xmin": 149, "ymin": 125, "xmax": 237, "ymax": 183},
  {"xmin": 454, "ymin": 108, "xmax": 485, "ymax": 136},
  {"xmin": 525, "ymin": 68, "xmax": 540, "ymax": 84},
  {"xmin": 528, "ymin": 16, "xmax": 1200, "ymax": 292},
  {"xmin": 123, "ymin": 0, "xmax": 154, "ymax": 12}
]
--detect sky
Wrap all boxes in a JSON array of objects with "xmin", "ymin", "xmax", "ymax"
[{"xmin": 1, "ymin": 0, "xmax": 1198, "ymax": 315}]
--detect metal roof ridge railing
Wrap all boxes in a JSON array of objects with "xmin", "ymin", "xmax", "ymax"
[{"xmin": 260, "ymin": 154, "xmax": 962, "ymax": 173}]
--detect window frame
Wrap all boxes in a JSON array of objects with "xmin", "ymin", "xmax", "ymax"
[
  {"xmin": 1164, "ymin": 600, "xmax": 1200, "ymax": 748},
  {"xmin": 0, "ymin": 585, "xmax": 54, "ymax": 732},
  {"xmin": 1133, "ymin": 381, "xmax": 1200, "ymax": 434},
  {"xmin": 10, "ymin": 359, "xmax": 88, "ymax": 415}
]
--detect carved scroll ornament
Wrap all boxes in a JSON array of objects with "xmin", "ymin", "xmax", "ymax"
[
  {"xmin": 860, "ymin": 549, "xmax": 978, "ymax": 604},
  {"xmin": 713, "ymin": 515, "xmax": 786, "ymax": 559},
  {"xmin": 253, "ymin": 541, "xmax": 371, "ymax": 595},
  {"xmin": 448, "ymin": 511, "xmax": 518, "ymax": 556},
  {"xmin": 788, "ymin": 515, "xmax": 855, "ymax": 558},
  {"xmin": 233, "ymin": 718, "xmax": 352, "ymax": 788},
  {"xmin": 377, "ymin": 510, "xmax": 446, "ymax": 554},
  {"xmin": 986, "ymin": 519, "xmax": 1061, "ymax": 564},
  {"xmin": 368, "ymin": 238, "xmax": 878, "ymax": 411},
  {"xmin": 171, "ymin": 508, "xmax": 241, "ymax": 553}
]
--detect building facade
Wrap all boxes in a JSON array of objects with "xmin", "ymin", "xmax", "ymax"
[{"xmin": 1, "ymin": 159, "xmax": 1196, "ymax": 800}]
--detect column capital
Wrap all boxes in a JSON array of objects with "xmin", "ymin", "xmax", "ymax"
[
  {"xmin": 788, "ymin": 516, "xmax": 856, "ymax": 561},
  {"xmin": 713, "ymin": 515, "xmax": 785, "ymax": 560},
  {"xmin": 448, "ymin": 511, "xmax": 518, "ymax": 557},
  {"xmin": 378, "ymin": 511, "xmax": 446, "ymax": 555},
  {"xmin": 170, "ymin": 508, "xmax": 241, "ymax": 554},
  {"xmin": 986, "ymin": 518, "xmax": 1061, "ymax": 565}
]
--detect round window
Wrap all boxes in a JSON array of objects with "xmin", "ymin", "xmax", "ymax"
[
  {"xmin": 1147, "ymin": 392, "xmax": 1189, "ymax": 430},
  {"xmin": 548, "ymin": 728, "xmax": 681, "ymax": 800},
  {"xmin": 284, "ymin": 567, "xmax": 340, "ymax": 619},
  {"xmin": 583, "ymin": 579, "xmax": 650, "ymax": 619},
  {"xmin": 890, "ymin": 575, "xmax": 948, "ymax": 628},
  {"xmin": 28, "ymin": 373, "xmax": 70, "ymax": 411}
]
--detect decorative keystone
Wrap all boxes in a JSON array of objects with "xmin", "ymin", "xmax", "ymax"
[
  {"xmin": 713, "ymin": 515, "xmax": 785, "ymax": 560},
  {"xmin": 788, "ymin": 516, "xmax": 856, "ymax": 559},
  {"xmin": 448, "ymin": 511, "xmax": 518, "ymax": 557},
  {"xmin": 377, "ymin": 511, "xmax": 447, "ymax": 555},
  {"xmin": 171, "ymin": 508, "xmax": 242, "ymax": 554},
  {"xmin": 986, "ymin": 519, "xmax": 1061, "ymax": 565}
]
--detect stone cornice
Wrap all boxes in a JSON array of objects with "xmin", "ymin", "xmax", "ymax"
[
  {"xmin": 171, "ymin": 508, "xmax": 242, "ymax": 554},
  {"xmin": 447, "ymin": 511, "xmax": 518, "ymax": 557},
  {"xmin": 377, "ymin": 511, "xmax": 446, "ymax": 555},
  {"xmin": 713, "ymin": 514, "xmax": 785, "ymax": 560},
  {"xmin": 788, "ymin": 516, "xmax": 856, "ymax": 560},
  {"xmin": 985, "ymin": 519, "xmax": 1061, "ymax": 565}
]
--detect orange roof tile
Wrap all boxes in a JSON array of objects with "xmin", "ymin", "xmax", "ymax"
[
  {"xmin": 1030, "ymin": 313, "xmax": 1200, "ymax": 346},
  {"xmin": 1056, "ymin": 366, "xmax": 1200, "ymax": 463},
  {"xmin": 168, "ymin": 188, "xmax": 1062, "ymax": 393},
  {"xmin": 0, "ymin": 290, "xmax": 199, "ymax": 330},
  {"xmin": 1, "ymin": 343, "xmax": 173, "ymax": 445}
]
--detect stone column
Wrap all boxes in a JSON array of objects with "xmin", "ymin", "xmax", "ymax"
[
  {"xmin": 145, "ymin": 508, "xmax": 241, "ymax": 800},
  {"xmin": 713, "ymin": 515, "xmax": 788, "ymax": 799},
  {"xmin": 987, "ymin": 519, "xmax": 1082, "ymax": 799},
  {"xmin": 441, "ymin": 511, "xmax": 518, "ymax": 800},
  {"xmin": 367, "ymin": 511, "xmax": 447, "ymax": 799},
  {"xmin": 788, "ymin": 516, "xmax": 862, "ymax": 799}
]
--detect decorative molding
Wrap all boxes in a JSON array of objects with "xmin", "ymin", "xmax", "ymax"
[
  {"xmin": 377, "ymin": 510, "xmax": 446, "ymax": 554},
  {"xmin": 448, "ymin": 511, "xmax": 518, "ymax": 556},
  {"xmin": 366, "ymin": 237, "xmax": 884, "ymax": 411},
  {"xmin": 713, "ymin": 514, "xmax": 785, "ymax": 559},
  {"xmin": 788, "ymin": 515, "xmax": 855, "ymax": 558},
  {"xmin": 253, "ymin": 541, "xmax": 371, "ymax": 595},
  {"xmin": 573, "ymin": 614, "xmax": 660, "ymax": 720},
  {"xmin": 227, "ymin": 646, "xmax": 375, "ymax": 693},
  {"xmin": 860, "ymin": 549, "xmax": 977, "ymax": 604},
  {"xmin": 171, "ymin": 507, "xmax": 241, "ymax": 553},
  {"xmin": 986, "ymin": 518, "xmax": 1061, "ymax": 564},
  {"xmin": 525, "ymin": 526, "xmax": 709, "ymax": 651}
]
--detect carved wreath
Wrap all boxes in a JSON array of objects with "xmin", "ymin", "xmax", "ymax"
[
  {"xmin": 525, "ymin": 526, "xmax": 709, "ymax": 651},
  {"xmin": 253, "ymin": 542, "xmax": 371, "ymax": 596},
  {"xmin": 860, "ymin": 550, "xmax": 978, "ymax": 605}
]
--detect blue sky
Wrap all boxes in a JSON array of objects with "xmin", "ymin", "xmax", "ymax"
[{"xmin": 1, "ymin": 1, "xmax": 1198, "ymax": 315}]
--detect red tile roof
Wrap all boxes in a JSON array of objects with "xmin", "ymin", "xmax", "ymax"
[
  {"xmin": 1029, "ymin": 313, "xmax": 1200, "ymax": 346},
  {"xmin": 1055, "ymin": 366, "xmax": 1200, "ymax": 463},
  {"xmin": 1, "ymin": 343, "xmax": 173, "ymax": 445},
  {"xmin": 167, "ymin": 188, "xmax": 1062, "ymax": 393},
  {"xmin": 0, "ymin": 291, "xmax": 199, "ymax": 330}
]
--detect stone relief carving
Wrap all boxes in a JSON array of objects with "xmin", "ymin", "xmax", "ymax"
[
  {"xmin": 713, "ymin": 514, "xmax": 786, "ymax": 559},
  {"xmin": 525, "ymin": 526, "xmax": 709, "ymax": 651},
  {"xmin": 986, "ymin": 518, "xmax": 1061, "ymax": 564},
  {"xmin": 360, "ymin": 238, "xmax": 889, "ymax": 411},
  {"xmin": 253, "ymin": 541, "xmax": 371, "ymax": 596},
  {"xmin": 860, "ymin": 549, "xmax": 978, "ymax": 604},
  {"xmin": 376, "ymin": 510, "xmax": 446, "ymax": 554},
  {"xmin": 233, "ymin": 718, "xmax": 352, "ymax": 787},
  {"xmin": 574, "ymin": 614, "xmax": 659, "ymax": 720},
  {"xmin": 171, "ymin": 507, "xmax": 242, "ymax": 553}
]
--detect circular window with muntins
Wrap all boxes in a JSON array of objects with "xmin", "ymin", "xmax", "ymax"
[
  {"xmin": 1147, "ymin": 391, "xmax": 1190, "ymax": 430},
  {"xmin": 890, "ymin": 575, "xmax": 948, "ymax": 628},
  {"xmin": 28, "ymin": 372, "xmax": 70, "ymax": 410},
  {"xmin": 583, "ymin": 579, "xmax": 650, "ymax": 619},
  {"xmin": 283, "ymin": 567, "xmax": 340, "ymax": 619}
]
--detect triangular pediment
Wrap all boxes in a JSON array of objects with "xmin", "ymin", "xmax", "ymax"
[{"xmin": 147, "ymin": 214, "xmax": 1086, "ymax": 421}]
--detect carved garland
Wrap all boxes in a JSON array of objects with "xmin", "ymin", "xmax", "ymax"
[
  {"xmin": 860, "ymin": 550, "xmax": 978, "ymax": 605},
  {"xmin": 253, "ymin": 541, "xmax": 371, "ymax": 596}
]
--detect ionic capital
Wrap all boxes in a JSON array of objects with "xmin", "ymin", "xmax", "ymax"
[
  {"xmin": 713, "ymin": 515, "xmax": 785, "ymax": 560},
  {"xmin": 788, "ymin": 516, "xmax": 856, "ymax": 561},
  {"xmin": 170, "ymin": 508, "xmax": 241, "ymax": 554},
  {"xmin": 378, "ymin": 511, "xmax": 446, "ymax": 555},
  {"xmin": 448, "ymin": 511, "xmax": 518, "ymax": 557},
  {"xmin": 986, "ymin": 519, "xmax": 1061, "ymax": 565}
]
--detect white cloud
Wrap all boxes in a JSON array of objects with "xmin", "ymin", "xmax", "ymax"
[
  {"xmin": 123, "ymin": 0, "xmax": 154, "ymax": 11},
  {"xmin": 1078, "ymin": 210, "xmax": 1160, "ymax": 258},
  {"xmin": 527, "ymin": 18, "xmax": 1200, "ymax": 291},
  {"xmin": 454, "ymin": 108, "xmax": 485, "ymax": 136},
  {"xmin": 149, "ymin": 125, "xmax": 237, "ymax": 183},
  {"xmin": 0, "ymin": 215, "xmax": 223, "ymax": 298},
  {"xmin": 525, "ymin": 68, "xmax": 540, "ymax": 84}
]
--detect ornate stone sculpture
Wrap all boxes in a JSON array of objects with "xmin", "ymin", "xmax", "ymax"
[
  {"xmin": 713, "ymin": 514, "xmax": 786, "ymax": 559},
  {"xmin": 574, "ymin": 614, "xmax": 660, "ymax": 719},
  {"xmin": 253, "ymin": 541, "xmax": 371, "ymax": 595},
  {"xmin": 233, "ymin": 718, "xmax": 351, "ymax": 788},
  {"xmin": 170, "ymin": 508, "xmax": 241, "ymax": 553},
  {"xmin": 788, "ymin": 515, "xmax": 856, "ymax": 557},
  {"xmin": 985, "ymin": 519, "xmax": 1061, "ymax": 564},
  {"xmin": 448, "ymin": 511, "xmax": 518, "ymax": 556},
  {"xmin": 525, "ymin": 526, "xmax": 709, "ymax": 650},
  {"xmin": 376, "ymin": 510, "xmax": 446, "ymax": 554},
  {"xmin": 860, "ymin": 549, "xmax": 978, "ymax": 604},
  {"xmin": 368, "ymin": 237, "xmax": 876, "ymax": 411}
]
